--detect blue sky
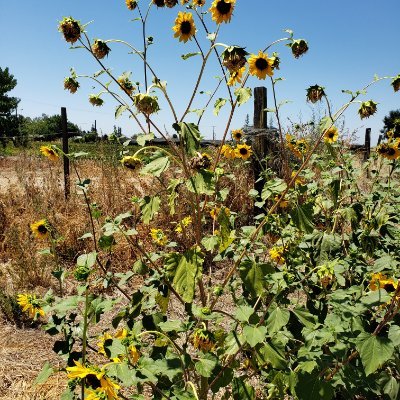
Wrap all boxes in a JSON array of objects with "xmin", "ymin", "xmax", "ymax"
[{"xmin": 1, "ymin": 0, "xmax": 399, "ymax": 143}]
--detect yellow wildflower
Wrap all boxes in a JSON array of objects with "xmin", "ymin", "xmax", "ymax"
[
  {"xmin": 269, "ymin": 246, "xmax": 285, "ymax": 265},
  {"xmin": 40, "ymin": 145, "xmax": 59, "ymax": 161},
  {"xmin": 150, "ymin": 228, "xmax": 168, "ymax": 246},
  {"xmin": 17, "ymin": 294, "xmax": 45, "ymax": 319}
]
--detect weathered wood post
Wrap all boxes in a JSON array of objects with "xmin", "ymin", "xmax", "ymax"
[
  {"xmin": 364, "ymin": 128, "xmax": 371, "ymax": 162},
  {"xmin": 61, "ymin": 107, "xmax": 70, "ymax": 199},
  {"xmin": 377, "ymin": 134, "xmax": 383, "ymax": 146},
  {"xmin": 252, "ymin": 87, "xmax": 268, "ymax": 214}
]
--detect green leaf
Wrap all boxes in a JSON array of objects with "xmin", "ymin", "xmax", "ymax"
[
  {"xmin": 158, "ymin": 320, "xmax": 186, "ymax": 333},
  {"xmin": 34, "ymin": 362, "xmax": 54, "ymax": 385},
  {"xmin": 290, "ymin": 203, "xmax": 314, "ymax": 233},
  {"xmin": 175, "ymin": 122, "xmax": 201, "ymax": 156},
  {"xmin": 136, "ymin": 132, "xmax": 154, "ymax": 146},
  {"xmin": 141, "ymin": 151, "xmax": 170, "ymax": 177},
  {"xmin": 256, "ymin": 340, "xmax": 287, "ymax": 370},
  {"xmin": 357, "ymin": 334, "xmax": 394, "ymax": 376},
  {"xmin": 98, "ymin": 235, "xmax": 115, "ymax": 251},
  {"xmin": 291, "ymin": 307, "xmax": 318, "ymax": 329},
  {"xmin": 235, "ymin": 305, "xmax": 255, "ymax": 323},
  {"xmin": 234, "ymin": 87, "xmax": 252, "ymax": 106},
  {"xmin": 139, "ymin": 196, "xmax": 161, "ymax": 224},
  {"xmin": 167, "ymin": 178, "xmax": 183, "ymax": 215},
  {"xmin": 295, "ymin": 372, "xmax": 334, "ymax": 400},
  {"xmin": 319, "ymin": 116, "xmax": 334, "ymax": 133},
  {"xmin": 383, "ymin": 375, "xmax": 400, "ymax": 400},
  {"xmin": 173, "ymin": 248, "xmax": 203, "ymax": 303},
  {"xmin": 267, "ymin": 306, "xmax": 290, "ymax": 334},
  {"xmin": 388, "ymin": 325, "xmax": 400, "ymax": 347},
  {"xmin": 360, "ymin": 289, "xmax": 391, "ymax": 307},
  {"xmin": 76, "ymin": 252, "xmax": 97, "ymax": 268},
  {"xmin": 195, "ymin": 353, "xmax": 218, "ymax": 378},
  {"xmin": 213, "ymin": 98, "xmax": 227, "ymax": 116},
  {"xmin": 261, "ymin": 178, "xmax": 287, "ymax": 201},
  {"xmin": 181, "ymin": 52, "xmax": 201, "ymax": 60},
  {"xmin": 232, "ymin": 377, "xmax": 255, "ymax": 400},
  {"xmin": 201, "ymin": 235, "xmax": 219, "ymax": 252},
  {"xmin": 104, "ymin": 339, "xmax": 126, "ymax": 360},
  {"xmin": 186, "ymin": 170, "xmax": 215, "ymax": 196},
  {"xmin": 243, "ymin": 325, "xmax": 267, "ymax": 347},
  {"xmin": 115, "ymin": 105, "xmax": 128, "ymax": 119},
  {"xmin": 107, "ymin": 362, "xmax": 137, "ymax": 386},
  {"xmin": 239, "ymin": 259, "xmax": 274, "ymax": 298}
]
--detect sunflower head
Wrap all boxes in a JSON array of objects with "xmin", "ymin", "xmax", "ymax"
[
  {"xmin": 172, "ymin": 12, "xmax": 196, "ymax": 43},
  {"xmin": 153, "ymin": 0, "xmax": 165, "ymax": 7},
  {"xmin": 227, "ymin": 66, "xmax": 245, "ymax": 86},
  {"xmin": 58, "ymin": 17, "xmax": 82, "ymax": 44},
  {"xmin": 30, "ymin": 219, "xmax": 50, "ymax": 239},
  {"xmin": 289, "ymin": 39, "xmax": 309, "ymax": 58},
  {"xmin": 189, "ymin": 152, "xmax": 212, "ymax": 170},
  {"xmin": 377, "ymin": 143, "xmax": 399, "ymax": 160},
  {"xmin": 209, "ymin": 0, "xmax": 236, "ymax": 24},
  {"xmin": 126, "ymin": 0, "xmax": 138, "ymax": 10},
  {"xmin": 17, "ymin": 293, "xmax": 45, "ymax": 319},
  {"xmin": 121, "ymin": 156, "xmax": 142, "ymax": 170},
  {"xmin": 64, "ymin": 76, "xmax": 79, "ymax": 94},
  {"xmin": 165, "ymin": 0, "xmax": 178, "ymax": 7},
  {"xmin": 221, "ymin": 45, "xmax": 248, "ymax": 72},
  {"xmin": 181, "ymin": 0, "xmax": 190, "ymax": 4},
  {"xmin": 231, "ymin": 129, "xmax": 244, "ymax": 141},
  {"xmin": 358, "ymin": 100, "xmax": 378, "ymax": 119},
  {"xmin": 269, "ymin": 246, "xmax": 285, "ymax": 265},
  {"xmin": 369, "ymin": 272, "xmax": 398, "ymax": 292},
  {"xmin": 91, "ymin": 39, "xmax": 111, "ymax": 59},
  {"xmin": 306, "ymin": 84, "xmax": 325, "ymax": 103},
  {"xmin": 235, "ymin": 143, "xmax": 252, "ymax": 160},
  {"xmin": 269, "ymin": 52, "xmax": 281, "ymax": 70},
  {"xmin": 150, "ymin": 228, "xmax": 168, "ymax": 246},
  {"xmin": 117, "ymin": 75, "xmax": 135, "ymax": 95},
  {"xmin": 193, "ymin": 327, "xmax": 216, "ymax": 352},
  {"xmin": 133, "ymin": 93, "xmax": 160, "ymax": 115},
  {"xmin": 391, "ymin": 75, "xmax": 400, "ymax": 92},
  {"xmin": 248, "ymin": 51, "xmax": 273, "ymax": 80},
  {"xmin": 192, "ymin": 0, "xmax": 206, "ymax": 6},
  {"xmin": 89, "ymin": 94, "xmax": 104, "ymax": 107},
  {"xmin": 221, "ymin": 144, "xmax": 236, "ymax": 159},
  {"xmin": 40, "ymin": 145, "xmax": 59, "ymax": 161},
  {"xmin": 324, "ymin": 126, "xmax": 339, "ymax": 144}
]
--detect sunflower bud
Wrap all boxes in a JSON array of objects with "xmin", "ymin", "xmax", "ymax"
[
  {"xmin": 189, "ymin": 152, "xmax": 212, "ymax": 170},
  {"xmin": 58, "ymin": 17, "xmax": 82, "ymax": 44},
  {"xmin": 391, "ymin": 75, "xmax": 400, "ymax": 92},
  {"xmin": 89, "ymin": 95, "xmax": 104, "ymax": 107},
  {"xmin": 121, "ymin": 156, "xmax": 142, "ymax": 170},
  {"xmin": 165, "ymin": 0, "xmax": 178, "ymax": 7},
  {"xmin": 91, "ymin": 39, "xmax": 111, "ymax": 59},
  {"xmin": 193, "ymin": 328, "xmax": 215, "ymax": 352},
  {"xmin": 64, "ymin": 76, "xmax": 80, "ymax": 94},
  {"xmin": 126, "ymin": 0, "xmax": 138, "ymax": 10},
  {"xmin": 306, "ymin": 84, "xmax": 325, "ymax": 103},
  {"xmin": 221, "ymin": 46, "xmax": 248, "ymax": 72},
  {"xmin": 152, "ymin": 0, "xmax": 165, "ymax": 7},
  {"xmin": 118, "ymin": 75, "xmax": 135, "ymax": 95},
  {"xmin": 289, "ymin": 39, "xmax": 309, "ymax": 58},
  {"xmin": 358, "ymin": 100, "xmax": 378, "ymax": 119},
  {"xmin": 74, "ymin": 265, "xmax": 91, "ymax": 282},
  {"xmin": 133, "ymin": 93, "xmax": 160, "ymax": 115},
  {"xmin": 269, "ymin": 52, "xmax": 280, "ymax": 70}
]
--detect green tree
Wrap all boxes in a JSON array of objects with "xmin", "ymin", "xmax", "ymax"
[
  {"xmin": 381, "ymin": 109, "xmax": 400, "ymax": 138},
  {"xmin": 0, "ymin": 67, "xmax": 21, "ymax": 145}
]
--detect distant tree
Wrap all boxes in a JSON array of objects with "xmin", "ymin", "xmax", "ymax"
[
  {"xmin": 244, "ymin": 113, "xmax": 250, "ymax": 127},
  {"xmin": 0, "ymin": 67, "xmax": 21, "ymax": 145},
  {"xmin": 21, "ymin": 114, "xmax": 81, "ymax": 140},
  {"xmin": 381, "ymin": 109, "xmax": 400, "ymax": 138}
]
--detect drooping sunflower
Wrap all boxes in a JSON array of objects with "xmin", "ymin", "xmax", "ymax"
[
  {"xmin": 192, "ymin": 0, "xmax": 206, "ymax": 6},
  {"xmin": 227, "ymin": 66, "xmax": 245, "ymax": 86},
  {"xmin": 58, "ymin": 17, "xmax": 82, "ymax": 44},
  {"xmin": 121, "ymin": 156, "xmax": 142, "ymax": 170},
  {"xmin": 126, "ymin": 0, "xmax": 138, "ymax": 10},
  {"xmin": 17, "ymin": 294, "xmax": 45, "ymax": 318},
  {"xmin": 324, "ymin": 126, "xmax": 339, "ymax": 143},
  {"xmin": 153, "ymin": 0, "xmax": 165, "ymax": 7},
  {"xmin": 209, "ymin": 0, "xmax": 236, "ymax": 24},
  {"xmin": 235, "ymin": 143, "xmax": 252, "ymax": 160},
  {"xmin": 172, "ymin": 12, "xmax": 196, "ymax": 43},
  {"xmin": 391, "ymin": 74, "xmax": 400, "ymax": 92},
  {"xmin": 64, "ymin": 76, "xmax": 79, "ymax": 93},
  {"xmin": 40, "ymin": 145, "xmax": 59, "ymax": 161},
  {"xmin": 358, "ymin": 100, "xmax": 378, "ymax": 119},
  {"xmin": 89, "ymin": 95, "xmax": 104, "ymax": 107},
  {"xmin": 30, "ymin": 219, "xmax": 50, "ymax": 239},
  {"xmin": 248, "ymin": 51, "xmax": 273, "ymax": 80},
  {"xmin": 133, "ymin": 93, "xmax": 160, "ymax": 114},
  {"xmin": 231, "ymin": 129, "xmax": 244, "ymax": 141},
  {"xmin": 91, "ymin": 39, "xmax": 111, "ymax": 59},
  {"xmin": 118, "ymin": 75, "xmax": 135, "ymax": 95}
]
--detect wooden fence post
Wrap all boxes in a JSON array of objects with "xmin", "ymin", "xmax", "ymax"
[
  {"xmin": 61, "ymin": 107, "xmax": 70, "ymax": 199},
  {"xmin": 364, "ymin": 128, "xmax": 371, "ymax": 162}
]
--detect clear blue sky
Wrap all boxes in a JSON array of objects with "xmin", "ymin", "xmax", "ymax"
[{"xmin": 1, "ymin": 0, "xmax": 399, "ymax": 143}]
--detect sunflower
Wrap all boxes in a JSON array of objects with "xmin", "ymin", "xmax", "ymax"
[
  {"xmin": 227, "ymin": 66, "xmax": 245, "ymax": 86},
  {"xmin": 126, "ymin": 0, "xmax": 138, "ymax": 10},
  {"xmin": 153, "ymin": 0, "xmax": 165, "ymax": 7},
  {"xmin": 91, "ymin": 39, "xmax": 111, "ymax": 59},
  {"xmin": 58, "ymin": 17, "xmax": 82, "ymax": 44},
  {"xmin": 392, "ymin": 74, "xmax": 400, "ymax": 92},
  {"xmin": 222, "ymin": 46, "xmax": 248, "ymax": 72},
  {"xmin": 358, "ymin": 100, "xmax": 378, "ymax": 119},
  {"xmin": 118, "ymin": 76, "xmax": 135, "ymax": 95},
  {"xmin": 181, "ymin": 0, "xmax": 190, "ymax": 4},
  {"xmin": 192, "ymin": 0, "xmax": 205, "ymax": 5},
  {"xmin": 133, "ymin": 93, "xmax": 160, "ymax": 114},
  {"xmin": 17, "ymin": 294, "xmax": 45, "ymax": 318},
  {"xmin": 382, "ymin": 144, "xmax": 400, "ymax": 160},
  {"xmin": 269, "ymin": 246, "xmax": 285, "ymax": 265},
  {"xmin": 66, "ymin": 361, "xmax": 103, "ymax": 380},
  {"xmin": 209, "ymin": 0, "xmax": 235, "ymax": 24},
  {"xmin": 128, "ymin": 345, "xmax": 140, "ymax": 364},
  {"xmin": 121, "ymin": 156, "xmax": 141, "ymax": 170},
  {"xmin": 99, "ymin": 376, "xmax": 120, "ymax": 399},
  {"xmin": 248, "ymin": 51, "xmax": 273, "ymax": 80},
  {"xmin": 193, "ymin": 327, "xmax": 216, "ymax": 352},
  {"xmin": 306, "ymin": 84, "xmax": 325, "ymax": 103},
  {"xmin": 30, "ymin": 219, "xmax": 50, "ymax": 239},
  {"xmin": 369, "ymin": 273, "xmax": 398, "ymax": 292},
  {"xmin": 150, "ymin": 228, "xmax": 168, "ymax": 246},
  {"xmin": 172, "ymin": 12, "xmax": 196, "ymax": 43},
  {"xmin": 89, "ymin": 95, "xmax": 104, "ymax": 107},
  {"xmin": 221, "ymin": 144, "xmax": 236, "ymax": 159},
  {"xmin": 40, "ymin": 145, "xmax": 59, "ymax": 161},
  {"xmin": 97, "ymin": 333, "xmax": 113, "ymax": 356},
  {"xmin": 324, "ymin": 126, "xmax": 339, "ymax": 143},
  {"xmin": 64, "ymin": 76, "xmax": 79, "ymax": 93},
  {"xmin": 231, "ymin": 129, "xmax": 244, "ymax": 141},
  {"xmin": 235, "ymin": 143, "xmax": 252, "ymax": 160}
]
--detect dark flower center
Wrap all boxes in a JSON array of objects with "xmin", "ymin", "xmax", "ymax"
[
  {"xmin": 255, "ymin": 58, "xmax": 268, "ymax": 71},
  {"xmin": 154, "ymin": 0, "xmax": 165, "ymax": 6},
  {"xmin": 180, "ymin": 21, "xmax": 192, "ymax": 35},
  {"xmin": 383, "ymin": 283, "xmax": 396, "ymax": 293},
  {"xmin": 328, "ymin": 132, "xmax": 335, "ymax": 138},
  {"xmin": 387, "ymin": 147, "xmax": 396, "ymax": 156},
  {"xmin": 216, "ymin": 1, "xmax": 231, "ymax": 15},
  {"xmin": 239, "ymin": 148, "xmax": 248, "ymax": 155},
  {"xmin": 38, "ymin": 224, "xmax": 48, "ymax": 234},
  {"xmin": 85, "ymin": 374, "xmax": 101, "ymax": 389}
]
